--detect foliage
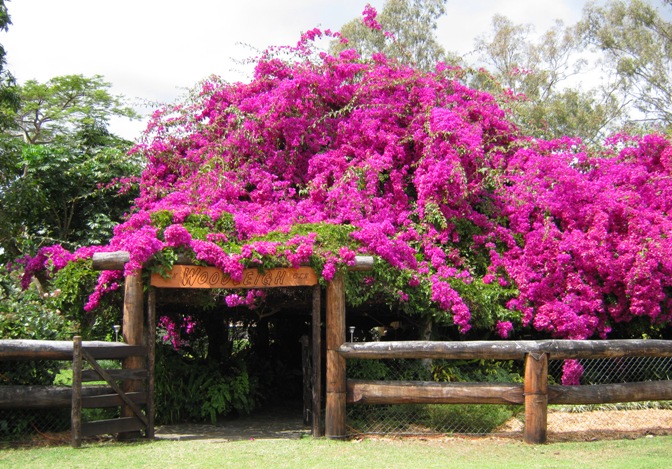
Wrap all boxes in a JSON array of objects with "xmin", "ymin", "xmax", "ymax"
[
  {"xmin": 7, "ymin": 74, "xmax": 137, "ymax": 145},
  {"xmin": 348, "ymin": 357, "xmax": 522, "ymax": 385},
  {"xmin": 348, "ymin": 358, "xmax": 431, "ymax": 381},
  {"xmin": 473, "ymin": 14, "xmax": 621, "ymax": 144},
  {"xmin": 432, "ymin": 359, "xmax": 523, "ymax": 384},
  {"xmin": 0, "ymin": 75, "xmax": 142, "ymax": 263},
  {"xmin": 425, "ymin": 403, "xmax": 517, "ymax": 433},
  {"xmin": 347, "ymin": 357, "xmax": 522, "ymax": 435},
  {"xmin": 0, "ymin": 263, "xmax": 76, "ymax": 440},
  {"xmin": 0, "ymin": 265, "xmax": 75, "ymax": 341},
  {"xmin": 49, "ymin": 259, "xmax": 122, "ymax": 340},
  {"xmin": 331, "ymin": 1, "xmax": 450, "ymax": 71},
  {"xmin": 154, "ymin": 345, "xmax": 255, "ymax": 424},
  {"xmin": 581, "ymin": 0, "xmax": 672, "ymax": 129},
  {"xmin": 0, "ymin": 0, "xmax": 19, "ymax": 132},
  {"xmin": 6, "ymin": 140, "xmax": 139, "ymax": 254},
  {"xmin": 0, "ymin": 263, "xmax": 76, "ymax": 438}
]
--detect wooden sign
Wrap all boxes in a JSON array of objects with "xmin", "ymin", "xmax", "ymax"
[{"xmin": 150, "ymin": 265, "xmax": 318, "ymax": 289}]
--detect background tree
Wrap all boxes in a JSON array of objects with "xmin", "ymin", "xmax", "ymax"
[
  {"xmin": 580, "ymin": 0, "xmax": 672, "ymax": 131},
  {"xmin": 473, "ymin": 14, "xmax": 622, "ymax": 144},
  {"xmin": 334, "ymin": 1, "xmax": 672, "ymax": 143},
  {"xmin": 0, "ymin": 0, "xmax": 22, "ymax": 258},
  {"xmin": 8, "ymin": 74, "xmax": 136, "ymax": 145},
  {"xmin": 330, "ymin": 0, "xmax": 450, "ymax": 71},
  {"xmin": 0, "ymin": 0, "xmax": 18, "ymax": 131},
  {"xmin": 0, "ymin": 75, "xmax": 141, "ymax": 263},
  {"xmin": 332, "ymin": 1, "xmax": 624, "ymax": 144},
  {"xmin": 0, "ymin": 76, "xmax": 140, "ymax": 354}
]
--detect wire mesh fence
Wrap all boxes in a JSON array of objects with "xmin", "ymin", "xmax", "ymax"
[
  {"xmin": 346, "ymin": 357, "xmax": 525, "ymax": 436},
  {"xmin": 545, "ymin": 356, "xmax": 672, "ymax": 440},
  {"xmin": 346, "ymin": 356, "xmax": 672, "ymax": 439},
  {"xmin": 3, "ymin": 349, "xmax": 671, "ymax": 443},
  {"xmin": 0, "ymin": 358, "xmax": 119, "ymax": 444},
  {"xmin": 0, "ymin": 359, "xmax": 71, "ymax": 442}
]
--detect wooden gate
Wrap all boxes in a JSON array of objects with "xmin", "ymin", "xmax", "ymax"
[{"xmin": 71, "ymin": 336, "xmax": 153, "ymax": 447}]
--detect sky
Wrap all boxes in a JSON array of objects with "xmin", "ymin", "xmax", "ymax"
[{"xmin": 3, "ymin": 0, "xmax": 591, "ymax": 141}]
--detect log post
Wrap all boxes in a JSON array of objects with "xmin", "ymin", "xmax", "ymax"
[
  {"xmin": 301, "ymin": 335, "xmax": 311, "ymax": 425},
  {"xmin": 311, "ymin": 284, "xmax": 323, "ymax": 436},
  {"xmin": 325, "ymin": 275, "xmax": 346, "ymax": 439},
  {"xmin": 71, "ymin": 336, "xmax": 82, "ymax": 448},
  {"xmin": 119, "ymin": 274, "xmax": 144, "ymax": 440},
  {"xmin": 523, "ymin": 352, "xmax": 548, "ymax": 444},
  {"xmin": 146, "ymin": 286, "xmax": 156, "ymax": 439}
]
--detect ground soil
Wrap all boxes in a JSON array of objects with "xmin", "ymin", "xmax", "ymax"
[
  {"xmin": 495, "ymin": 407, "xmax": 672, "ymax": 442},
  {"xmin": 153, "ymin": 406, "xmax": 672, "ymax": 443},
  {"xmin": 154, "ymin": 404, "xmax": 309, "ymax": 442},
  {"xmin": 9, "ymin": 406, "xmax": 672, "ymax": 446}
]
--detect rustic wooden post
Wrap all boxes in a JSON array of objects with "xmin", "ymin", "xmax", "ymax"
[
  {"xmin": 119, "ymin": 273, "xmax": 144, "ymax": 439},
  {"xmin": 146, "ymin": 286, "xmax": 156, "ymax": 439},
  {"xmin": 325, "ymin": 275, "xmax": 346, "ymax": 439},
  {"xmin": 524, "ymin": 352, "xmax": 548, "ymax": 444},
  {"xmin": 312, "ymin": 284, "xmax": 322, "ymax": 436},
  {"xmin": 300, "ymin": 335, "xmax": 311, "ymax": 425},
  {"xmin": 71, "ymin": 336, "xmax": 82, "ymax": 448}
]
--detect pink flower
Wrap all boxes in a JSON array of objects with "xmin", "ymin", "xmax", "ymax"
[
  {"xmin": 561, "ymin": 359, "xmax": 584, "ymax": 386},
  {"xmin": 164, "ymin": 224, "xmax": 192, "ymax": 247},
  {"xmin": 495, "ymin": 321, "xmax": 513, "ymax": 339},
  {"xmin": 225, "ymin": 294, "xmax": 244, "ymax": 308},
  {"xmin": 322, "ymin": 260, "xmax": 337, "ymax": 281},
  {"xmin": 362, "ymin": 4, "xmax": 382, "ymax": 30},
  {"xmin": 158, "ymin": 315, "xmax": 198, "ymax": 350}
]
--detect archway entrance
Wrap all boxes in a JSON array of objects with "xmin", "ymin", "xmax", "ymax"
[
  {"xmin": 92, "ymin": 251, "xmax": 372, "ymax": 439},
  {"xmin": 150, "ymin": 264, "xmax": 323, "ymax": 436}
]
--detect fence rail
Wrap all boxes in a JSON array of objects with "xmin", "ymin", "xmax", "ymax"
[
  {"xmin": 0, "ymin": 339, "xmax": 147, "ymax": 361},
  {"xmin": 338, "ymin": 339, "xmax": 672, "ymax": 360},
  {"xmin": 337, "ymin": 339, "xmax": 672, "ymax": 443},
  {"xmin": 0, "ymin": 338, "xmax": 152, "ymax": 447}
]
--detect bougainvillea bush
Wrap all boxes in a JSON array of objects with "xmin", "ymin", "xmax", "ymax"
[{"xmin": 22, "ymin": 9, "xmax": 672, "ymax": 353}]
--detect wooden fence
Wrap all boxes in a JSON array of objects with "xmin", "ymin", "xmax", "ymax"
[
  {"xmin": 337, "ymin": 339, "xmax": 672, "ymax": 443},
  {"xmin": 0, "ymin": 337, "xmax": 153, "ymax": 447}
]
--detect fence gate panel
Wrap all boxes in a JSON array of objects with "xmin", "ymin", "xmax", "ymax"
[{"xmin": 71, "ymin": 336, "xmax": 150, "ymax": 448}]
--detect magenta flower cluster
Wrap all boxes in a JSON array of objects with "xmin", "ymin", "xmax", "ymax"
[
  {"xmin": 362, "ymin": 4, "xmax": 382, "ymax": 30},
  {"xmin": 561, "ymin": 359, "xmax": 584, "ymax": 386},
  {"xmin": 22, "ymin": 8, "xmax": 672, "ymax": 372},
  {"xmin": 158, "ymin": 315, "xmax": 197, "ymax": 350},
  {"xmin": 501, "ymin": 134, "xmax": 672, "ymax": 339}
]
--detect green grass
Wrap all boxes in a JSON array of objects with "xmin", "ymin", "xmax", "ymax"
[
  {"xmin": 1, "ymin": 435, "xmax": 671, "ymax": 468},
  {"xmin": 54, "ymin": 360, "xmax": 122, "ymax": 386}
]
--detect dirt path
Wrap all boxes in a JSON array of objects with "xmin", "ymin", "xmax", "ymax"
[{"xmin": 155, "ymin": 405, "xmax": 311, "ymax": 442}]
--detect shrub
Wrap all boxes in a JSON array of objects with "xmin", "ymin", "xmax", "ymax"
[
  {"xmin": 154, "ymin": 345, "xmax": 256, "ymax": 424},
  {"xmin": 426, "ymin": 403, "xmax": 516, "ymax": 434}
]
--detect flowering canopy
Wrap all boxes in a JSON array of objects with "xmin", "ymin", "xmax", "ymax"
[{"xmin": 23, "ymin": 19, "xmax": 672, "ymax": 343}]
